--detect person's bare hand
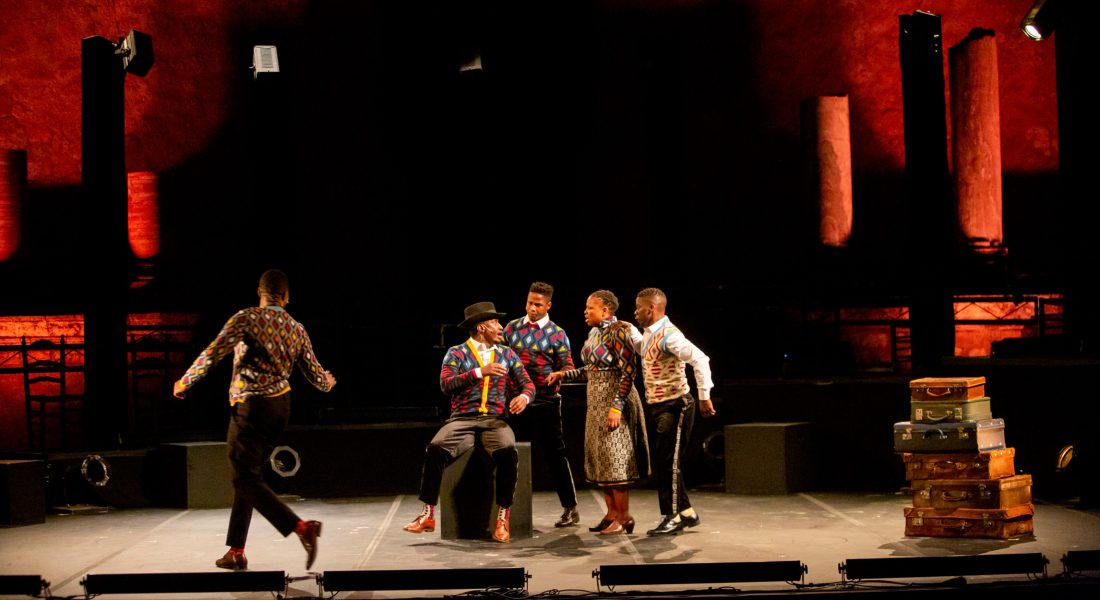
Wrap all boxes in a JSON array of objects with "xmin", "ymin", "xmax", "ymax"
[
  {"xmin": 610, "ymin": 320, "xmax": 632, "ymax": 333},
  {"xmin": 699, "ymin": 398, "xmax": 716, "ymax": 418},
  {"xmin": 482, "ymin": 363, "xmax": 507, "ymax": 377},
  {"xmin": 606, "ymin": 409, "xmax": 621, "ymax": 430},
  {"xmin": 509, "ymin": 395, "xmax": 529, "ymax": 414},
  {"xmin": 324, "ymin": 371, "xmax": 337, "ymax": 389},
  {"xmin": 546, "ymin": 371, "xmax": 563, "ymax": 384}
]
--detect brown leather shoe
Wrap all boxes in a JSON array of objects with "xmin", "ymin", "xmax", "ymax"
[
  {"xmin": 403, "ymin": 513, "xmax": 436, "ymax": 534},
  {"xmin": 296, "ymin": 520, "xmax": 322, "ymax": 570},
  {"xmin": 215, "ymin": 550, "xmax": 247, "ymax": 571},
  {"xmin": 554, "ymin": 506, "xmax": 580, "ymax": 528},
  {"xmin": 492, "ymin": 516, "xmax": 510, "ymax": 543}
]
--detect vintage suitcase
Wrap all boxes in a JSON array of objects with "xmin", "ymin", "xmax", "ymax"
[
  {"xmin": 909, "ymin": 377, "xmax": 986, "ymax": 402},
  {"xmin": 903, "ymin": 504, "xmax": 1034, "ymax": 539},
  {"xmin": 910, "ymin": 396, "xmax": 993, "ymax": 423},
  {"xmin": 893, "ymin": 418, "xmax": 1006, "ymax": 453},
  {"xmin": 902, "ymin": 448, "xmax": 1016, "ymax": 481},
  {"xmin": 911, "ymin": 474, "xmax": 1032, "ymax": 510}
]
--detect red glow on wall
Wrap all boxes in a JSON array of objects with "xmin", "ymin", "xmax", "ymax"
[
  {"xmin": 127, "ymin": 171, "xmax": 160, "ymax": 259},
  {"xmin": 0, "ymin": 149, "xmax": 26, "ymax": 262}
]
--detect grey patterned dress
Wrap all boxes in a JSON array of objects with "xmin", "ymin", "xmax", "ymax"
[{"xmin": 562, "ymin": 318, "xmax": 650, "ymax": 485}]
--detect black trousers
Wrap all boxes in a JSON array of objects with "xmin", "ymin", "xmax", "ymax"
[
  {"xmin": 650, "ymin": 393, "xmax": 695, "ymax": 515},
  {"xmin": 507, "ymin": 396, "xmax": 578, "ymax": 508},
  {"xmin": 225, "ymin": 393, "xmax": 299, "ymax": 548},
  {"xmin": 418, "ymin": 416, "xmax": 518, "ymax": 508}
]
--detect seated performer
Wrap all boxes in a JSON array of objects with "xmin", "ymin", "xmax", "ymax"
[{"xmin": 403, "ymin": 301, "xmax": 535, "ymax": 542}]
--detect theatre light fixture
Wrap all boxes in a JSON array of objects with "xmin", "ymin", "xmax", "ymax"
[
  {"xmin": 321, "ymin": 567, "xmax": 527, "ymax": 593},
  {"xmin": 840, "ymin": 554, "xmax": 1048, "ymax": 581},
  {"xmin": 594, "ymin": 561, "xmax": 807, "ymax": 590},
  {"xmin": 82, "ymin": 572, "xmax": 287, "ymax": 595},
  {"xmin": 0, "ymin": 575, "xmax": 46, "ymax": 597},
  {"xmin": 1021, "ymin": 0, "xmax": 1057, "ymax": 41},
  {"xmin": 1062, "ymin": 550, "xmax": 1100, "ymax": 575}
]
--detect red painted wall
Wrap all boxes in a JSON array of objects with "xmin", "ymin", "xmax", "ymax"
[{"xmin": 0, "ymin": 0, "xmax": 1055, "ymax": 186}]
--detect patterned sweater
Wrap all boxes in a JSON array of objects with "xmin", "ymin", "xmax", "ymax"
[
  {"xmin": 561, "ymin": 317, "xmax": 638, "ymax": 412},
  {"xmin": 178, "ymin": 306, "xmax": 333, "ymax": 404},
  {"xmin": 633, "ymin": 316, "xmax": 714, "ymax": 404},
  {"xmin": 440, "ymin": 339, "xmax": 535, "ymax": 417},
  {"xmin": 503, "ymin": 317, "xmax": 574, "ymax": 401}
]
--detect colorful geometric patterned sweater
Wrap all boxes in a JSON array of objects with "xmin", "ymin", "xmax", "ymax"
[
  {"xmin": 440, "ymin": 339, "xmax": 535, "ymax": 418},
  {"xmin": 178, "ymin": 306, "xmax": 333, "ymax": 405},
  {"xmin": 560, "ymin": 317, "xmax": 638, "ymax": 412},
  {"xmin": 503, "ymin": 317, "xmax": 575, "ymax": 401},
  {"xmin": 635, "ymin": 316, "xmax": 714, "ymax": 404}
]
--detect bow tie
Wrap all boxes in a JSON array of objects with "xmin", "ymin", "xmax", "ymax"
[{"xmin": 525, "ymin": 322, "xmax": 539, "ymax": 330}]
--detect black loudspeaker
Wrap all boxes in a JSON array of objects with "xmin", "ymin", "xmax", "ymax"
[
  {"xmin": 0, "ymin": 459, "xmax": 46, "ymax": 526},
  {"xmin": 440, "ymin": 442, "xmax": 532, "ymax": 540},
  {"xmin": 45, "ymin": 450, "xmax": 152, "ymax": 509},
  {"xmin": 725, "ymin": 422, "xmax": 816, "ymax": 495},
  {"xmin": 153, "ymin": 442, "xmax": 233, "ymax": 508}
]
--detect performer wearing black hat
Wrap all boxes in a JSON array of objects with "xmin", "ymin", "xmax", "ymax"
[{"xmin": 403, "ymin": 301, "xmax": 535, "ymax": 542}]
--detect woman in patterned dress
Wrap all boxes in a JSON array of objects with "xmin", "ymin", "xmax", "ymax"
[{"xmin": 548, "ymin": 290, "xmax": 649, "ymax": 534}]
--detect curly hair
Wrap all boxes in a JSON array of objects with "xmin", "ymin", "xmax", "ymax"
[{"xmin": 259, "ymin": 269, "xmax": 289, "ymax": 301}]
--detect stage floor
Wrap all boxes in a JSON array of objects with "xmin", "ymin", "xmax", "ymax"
[{"xmin": 2, "ymin": 489, "xmax": 1099, "ymax": 599}]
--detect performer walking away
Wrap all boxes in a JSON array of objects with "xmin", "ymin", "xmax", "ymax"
[
  {"xmin": 620, "ymin": 287, "xmax": 715, "ymax": 536},
  {"xmin": 503, "ymin": 281, "xmax": 581, "ymax": 528},
  {"xmin": 403, "ymin": 301, "xmax": 534, "ymax": 543},
  {"xmin": 173, "ymin": 269, "xmax": 336, "ymax": 570},
  {"xmin": 548, "ymin": 290, "xmax": 649, "ymax": 535}
]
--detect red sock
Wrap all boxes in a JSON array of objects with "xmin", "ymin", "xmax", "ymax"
[
  {"xmin": 229, "ymin": 547, "xmax": 244, "ymax": 555},
  {"xmin": 295, "ymin": 520, "xmax": 308, "ymax": 536}
]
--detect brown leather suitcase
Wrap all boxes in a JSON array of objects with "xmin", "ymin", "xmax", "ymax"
[
  {"xmin": 902, "ymin": 448, "xmax": 1016, "ymax": 480},
  {"xmin": 903, "ymin": 504, "xmax": 1034, "ymax": 539},
  {"xmin": 910, "ymin": 474, "xmax": 1032, "ymax": 510},
  {"xmin": 909, "ymin": 377, "xmax": 986, "ymax": 402}
]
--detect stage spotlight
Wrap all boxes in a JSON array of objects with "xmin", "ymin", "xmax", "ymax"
[
  {"xmin": 839, "ymin": 554, "xmax": 1048, "ymax": 581},
  {"xmin": 593, "ymin": 561, "xmax": 807, "ymax": 590},
  {"xmin": 321, "ymin": 568, "xmax": 527, "ymax": 592},
  {"xmin": 117, "ymin": 30, "xmax": 154, "ymax": 76},
  {"xmin": 1021, "ymin": 0, "xmax": 1057, "ymax": 41},
  {"xmin": 252, "ymin": 45, "xmax": 280, "ymax": 79},
  {"xmin": 1062, "ymin": 550, "xmax": 1100, "ymax": 575},
  {"xmin": 82, "ymin": 571, "xmax": 286, "ymax": 595},
  {"xmin": 0, "ymin": 575, "xmax": 46, "ymax": 596}
]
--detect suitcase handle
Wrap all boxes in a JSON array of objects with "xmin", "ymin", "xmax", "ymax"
[
  {"xmin": 942, "ymin": 491, "xmax": 972, "ymax": 502},
  {"xmin": 923, "ymin": 388, "xmax": 954, "ymax": 398},
  {"xmin": 924, "ymin": 410, "xmax": 950, "ymax": 422},
  {"xmin": 921, "ymin": 429, "xmax": 948, "ymax": 440}
]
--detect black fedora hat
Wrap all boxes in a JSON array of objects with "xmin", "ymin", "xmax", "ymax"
[{"xmin": 459, "ymin": 301, "xmax": 506, "ymax": 329}]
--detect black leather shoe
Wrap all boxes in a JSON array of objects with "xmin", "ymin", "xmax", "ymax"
[
  {"xmin": 679, "ymin": 512, "xmax": 701, "ymax": 528},
  {"xmin": 215, "ymin": 550, "xmax": 247, "ymax": 571},
  {"xmin": 555, "ymin": 506, "xmax": 580, "ymax": 528},
  {"xmin": 646, "ymin": 514, "xmax": 686, "ymax": 536},
  {"xmin": 297, "ymin": 520, "xmax": 322, "ymax": 570},
  {"xmin": 589, "ymin": 518, "xmax": 613, "ymax": 532}
]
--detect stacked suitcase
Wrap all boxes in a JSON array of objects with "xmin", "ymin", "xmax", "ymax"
[{"xmin": 893, "ymin": 376, "xmax": 1035, "ymax": 539}]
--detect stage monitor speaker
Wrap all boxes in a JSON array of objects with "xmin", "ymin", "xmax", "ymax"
[
  {"xmin": 0, "ymin": 574, "xmax": 46, "ymax": 596},
  {"xmin": 439, "ymin": 441, "xmax": 531, "ymax": 540},
  {"xmin": 154, "ymin": 442, "xmax": 232, "ymax": 508},
  {"xmin": 594, "ymin": 561, "xmax": 807, "ymax": 589},
  {"xmin": 322, "ymin": 567, "xmax": 527, "ymax": 592},
  {"xmin": 82, "ymin": 571, "xmax": 286, "ymax": 595},
  {"xmin": 725, "ymin": 422, "xmax": 815, "ymax": 494},
  {"xmin": 839, "ymin": 554, "xmax": 1049, "ymax": 581},
  {"xmin": 0, "ymin": 459, "xmax": 45, "ymax": 526}
]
